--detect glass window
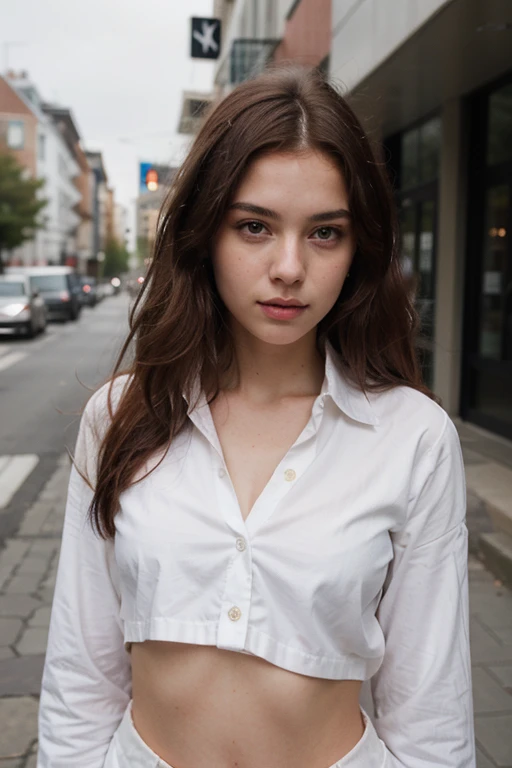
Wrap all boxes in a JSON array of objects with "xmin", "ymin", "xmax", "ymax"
[
  {"xmin": 419, "ymin": 118, "xmax": 441, "ymax": 184},
  {"xmin": 29, "ymin": 274, "xmax": 68, "ymax": 292},
  {"xmin": 400, "ymin": 117, "xmax": 441, "ymax": 189},
  {"xmin": 401, "ymin": 128, "xmax": 419, "ymax": 189},
  {"xmin": 400, "ymin": 202, "xmax": 416, "ymax": 278},
  {"xmin": 38, "ymin": 134, "xmax": 46, "ymax": 161},
  {"xmin": 478, "ymin": 185, "xmax": 509, "ymax": 359},
  {"xmin": 0, "ymin": 282, "xmax": 26, "ymax": 297},
  {"xmin": 416, "ymin": 200, "xmax": 436, "ymax": 340},
  {"xmin": 473, "ymin": 369, "xmax": 512, "ymax": 425},
  {"xmin": 7, "ymin": 120, "xmax": 24, "ymax": 150},
  {"xmin": 487, "ymin": 82, "xmax": 512, "ymax": 166}
]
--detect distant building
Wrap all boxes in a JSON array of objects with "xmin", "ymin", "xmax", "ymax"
[
  {"xmin": 0, "ymin": 72, "xmax": 86, "ymax": 269},
  {"xmin": 85, "ymin": 150, "xmax": 109, "ymax": 275},
  {"xmin": 113, "ymin": 203, "xmax": 128, "ymax": 248},
  {"xmin": 136, "ymin": 165, "xmax": 177, "ymax": 263},
  {"xmin": 0, "ymin": 73, "xmax": 38, "ymax": 177},
  {"xmin": 41, "ymin": 103, "xmax": 92, "ymax": 272}
]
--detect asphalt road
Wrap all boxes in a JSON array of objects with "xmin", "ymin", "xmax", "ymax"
[{"xmin": 0, "ymin": 293, "xmax": 131, "ymax": 540}]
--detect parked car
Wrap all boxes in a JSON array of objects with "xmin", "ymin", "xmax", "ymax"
[
  {"xmin": 5, "ymin": 266, "xmax": 82, "ymax": 322},
  {"xmin": 79, "ymin": 275, "xmax": 98, "ymax": 307},
  {"xmin": 0, "ymin": 274, "xmax": 47, "ymax": 337},
  {"xmin": 97, "ymin": 281, "xmax": 114, "ymax": 300}
]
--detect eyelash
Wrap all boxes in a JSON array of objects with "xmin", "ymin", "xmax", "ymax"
[{"xmin": 236, "ymin": 221, "xmax": 344, "ymax": 244}]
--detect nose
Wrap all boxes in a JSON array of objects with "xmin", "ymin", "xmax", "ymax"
[{"xmin": 268, "ymin": 235, "xmax": 306, "ymax": 285}]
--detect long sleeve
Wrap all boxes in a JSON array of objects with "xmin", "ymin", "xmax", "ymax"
[
  {"xmin": 371, "ymin": 413, "xmax": 476, "ymax": 767},
  {"xmin": 37, "ymin": 389, "xmax": 132, "ymax": 767}
]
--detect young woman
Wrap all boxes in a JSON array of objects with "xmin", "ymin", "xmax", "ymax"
[{"xmin": 37, "ymin": 66, "xmax": 475, "ymax": 767}]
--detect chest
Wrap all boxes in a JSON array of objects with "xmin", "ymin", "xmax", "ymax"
[{"xmin": 209, "ymin": 394, "xmax": 317, "ymax": 522}]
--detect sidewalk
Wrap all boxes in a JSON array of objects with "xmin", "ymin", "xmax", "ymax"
[
  {"xmin": 457, "ymin": 419, "xmax": 512, "ymax": 588},
  {"xmin": 0, "ymin": 437, "xmax": 511, "ymax": 767}
]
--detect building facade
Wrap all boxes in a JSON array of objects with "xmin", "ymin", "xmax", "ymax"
[
  {"xmin": 113, "ymin": 203, "xmax": 129, "ymax": 249},
  {"xmin": 0, "ymin": 75, "xmax": 38, "ymax": 176},
  {"xmin": 330, "ymin": 0, "xmax": 512, "ymax": 439},
  {"xmin": 213, "ymin": 0, "xmax": 291, "ymax": 94},
  {"xmin": 0, "ymin": 73, "xmax": 84, "ymax": 268},
  {"xmin": 85, "ymin": 151, "xmax": 109, "ymax": 275}
]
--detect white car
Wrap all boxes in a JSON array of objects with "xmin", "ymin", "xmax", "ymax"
[{"xmin": 0, "ymin": 274, "xmax": 47, "ymax": 337}]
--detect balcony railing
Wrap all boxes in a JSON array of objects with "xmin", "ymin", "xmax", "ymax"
[{"xmin": 229, "ymin": 39, "xmax": 280, "ymax": 85}]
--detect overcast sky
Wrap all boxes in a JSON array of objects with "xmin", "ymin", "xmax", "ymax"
[{"xmin": 1, "ymin": 0, "xmax": 216, "ymax": 246}]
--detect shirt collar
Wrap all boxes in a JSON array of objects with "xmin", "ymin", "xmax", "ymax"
[
  {"xmin": 322, "ymin": 342, "xmax": 379, "ymax": 426},
  {"xmin": 185, "ymin": 342, "xmax": 379, "ymax": 427}
]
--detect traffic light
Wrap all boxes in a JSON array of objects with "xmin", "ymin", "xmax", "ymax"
[{"xmin": 145, "ymin": 168, "xmax": 158, "ymax": 192}]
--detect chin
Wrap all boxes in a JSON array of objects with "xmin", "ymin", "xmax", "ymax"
[{"xmin": 248, "ymin": 325, "xmax": 313, "ymax": 347}]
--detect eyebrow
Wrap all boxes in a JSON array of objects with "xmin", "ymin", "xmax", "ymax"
[{"xmin": 228, "ymin": 202, "xmax": 352, "ymax": 223}]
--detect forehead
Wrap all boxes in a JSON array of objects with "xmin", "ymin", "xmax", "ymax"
[{"xmin": 233, "ymin": 150, "xmax": 349, "ymax": 208}]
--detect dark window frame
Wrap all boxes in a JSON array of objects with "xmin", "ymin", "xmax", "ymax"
[
  {"xmin": 461, "ymin": 71, "xmax": 512, "ymax": 440},
  {"xmin": 384, "ymin": 113, "xmax": 441, "ymax": 389}
]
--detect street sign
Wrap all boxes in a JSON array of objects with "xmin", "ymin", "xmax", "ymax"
[{"xmin": 191, "ymin": 17, "xmax": 221, "ymax": 59}]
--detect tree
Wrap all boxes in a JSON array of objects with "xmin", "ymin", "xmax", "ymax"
[
  {"xmin": 103, "ymin": 236, "xmax": 130, "ymax": 278},
  {"xmin": 0, "ymin": 152, "xmax": 47, "ymax": 273}
]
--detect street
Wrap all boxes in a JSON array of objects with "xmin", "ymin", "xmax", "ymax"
[{"xmin": 0, "ymin": 294, "xmax": 130, "ymax": 543}]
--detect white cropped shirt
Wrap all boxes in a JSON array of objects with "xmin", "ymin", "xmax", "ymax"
[{"xmin": 37, "ymin": 344, "xmax": 475, "ymax": 767}]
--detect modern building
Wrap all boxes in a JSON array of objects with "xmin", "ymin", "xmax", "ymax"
[
  {"xmin": 85, "ymin": 150, "xmax": 109, "ymax": 275},
  {"xmin": 0, "ymin": 73, "xmax": 85, "ymax": 269},
  {"xmin": 209, "ymin": 0, "xmax": 512, "ymax": 441},
  {"xmin": 213, "ymin": 0, "xmax": 287, "ymax": 95},
  {"xmin": 329, "ymin": 0, "xmax": 512, "ymax": 439},
  {"xmin": 113, "ymin": 203, "xmax": 129, "ymax": 249},
  {"xmin": 0, "ymin": 74, "xmax": 38, "ymax": 177},
  {"xmin": 41, "ymin": 103, "xmax": 92, "ymax": 272}
]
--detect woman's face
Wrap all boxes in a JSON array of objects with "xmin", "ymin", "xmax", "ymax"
[{"xmin": 212, "ymin": 149, "xmax": 356, "ymax": 348}]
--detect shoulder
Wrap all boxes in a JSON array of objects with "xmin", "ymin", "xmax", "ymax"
[
  {"xmin": 367, "ymin": 383, "xmax": 460, "ymax": 467},
  {"xmin": 74, "ymin": 374, "xmax": 133, "ymax": 485},
  {"xmin": 82, "ymin": 373, "xmax": 133, "ymax": 429},
  {"xmin": 367, "ymin": 386, "xmax": 466, "ymax": 541}
]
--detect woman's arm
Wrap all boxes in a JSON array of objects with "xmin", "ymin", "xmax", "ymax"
[
  {"xmin": 371, "ymin": 414, "xmax": 476, "ymax": 767},
  {"xmin": 37, "ymin": 389, "xmax": 132, "ymax": 767}
]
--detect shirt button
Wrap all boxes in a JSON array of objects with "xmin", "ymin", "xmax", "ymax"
[
  {"xmin": 284, "ymin": 468, "xmax": 296, "ymax": 482},
  {"xmin": 235, "ymin": 537, "xmax": 246, "ymax": 552},
  {"xmin": 228, "ymin": 606, "xmax": 242, "ymax": 622},
  {"xmin": 218, "ymin": 468, "xmax": 226, "ymax": 478}
]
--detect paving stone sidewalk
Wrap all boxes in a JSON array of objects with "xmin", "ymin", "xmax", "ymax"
[{"xmin": 0, "ymin": 458, "xmax": 512, "ymax": 766}]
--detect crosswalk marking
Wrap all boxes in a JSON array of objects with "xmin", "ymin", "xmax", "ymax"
[
  {"xmin": 0, "ymin": 351, "xmax": 27, "ymax": 372},
  {"xmin": 0, "ymin": 455, "xmax": 39, "ymax": 508},
  {"xmin": 0, "ymin": 325, "xmax": 66, "ymax": 371}
]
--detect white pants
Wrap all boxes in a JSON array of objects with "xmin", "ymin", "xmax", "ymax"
[{"xmin": 103, "ymin": 700, "xmax": 392, "ymax": 767}]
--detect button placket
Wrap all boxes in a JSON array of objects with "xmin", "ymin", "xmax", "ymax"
[
  {"xmin": 244, "ymin": 437, "xmax": 317, "ymax": 536},
  {"xmin": 217, "ymin": 534, "xmax": 252, "ymax": 651}
]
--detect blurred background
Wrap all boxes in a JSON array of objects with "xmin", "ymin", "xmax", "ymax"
[{"xmin": 1, "ymin": 2, "xmax": 512, "ymax": 766}]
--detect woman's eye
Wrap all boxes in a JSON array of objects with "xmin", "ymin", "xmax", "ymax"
[
  {"xmin": 313, "ymin": 226, "xmax": 339, "ymax": 241},
  {"xmin": 243, "ymin": 221, "xmax": 265, "ymax": 235}
]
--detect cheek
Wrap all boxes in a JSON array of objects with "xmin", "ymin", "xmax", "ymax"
[
  {"xmin": 212, "ymin": 244, "xmax": 253, "ymax": 306},
  {"xmin": 318, "ymin": 262, "xmax": 350, "ymax": 300}
]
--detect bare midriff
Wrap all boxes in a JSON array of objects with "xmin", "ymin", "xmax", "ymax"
[{"xmin": 130, "ymin": 641, "xmax": 364, "ymax": 768}]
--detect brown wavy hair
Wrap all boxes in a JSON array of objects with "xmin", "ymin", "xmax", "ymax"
[{"xmin": 87, "ymin": 65, "xmax": 434, "ymax": 538}]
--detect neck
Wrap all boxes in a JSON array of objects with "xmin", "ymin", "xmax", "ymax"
[{"xmin": 223, "ymin": 322, "xmax": 325, "ymax": 405}]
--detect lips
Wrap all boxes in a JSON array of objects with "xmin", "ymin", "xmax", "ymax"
[
  {"xmin": 259, "ymin": 298, "xmax": 307, "ymax": 308},
  {"xmin": 258, "ymin": 300, "xmax": 308, "ymax": 321}
]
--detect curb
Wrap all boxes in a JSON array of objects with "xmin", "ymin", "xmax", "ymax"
[{"xmin": 479, "ymin": 531, "xmax": 512, "ymax": 586}]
